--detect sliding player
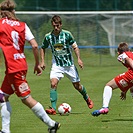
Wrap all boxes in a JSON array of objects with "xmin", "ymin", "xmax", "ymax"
[{"xmin": 92, "ymin": 42, "xmax": 133, "ymax": 116}]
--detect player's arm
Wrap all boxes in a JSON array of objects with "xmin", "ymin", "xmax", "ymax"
[
  {"xmin": 40, "ymin": 36, "xmax": 49, "ymax": 70},
  {"xmin": 120, "ymin": 91, "xmax": 127, "ymax": 100},
  {"xmin": 29, "ymin": 39, "xmax": 42, "ymax": 76},
  {"xmin": 125, "ymin": 57, "xmax": 133, "ymax": 69},
  {"xmin": 118, "ymin": 52, "xmax": 133, "ymax": 69},
  {"xmin": 25, "ymin": 24, "xmax": 42, "ymax": 76},
  {"xmin": 120, "ymin": 87, "xmax": 133, "ymax": 100},
  {"xmin": 72, "ymin": 42, "xmax": 83, "ymax": 69},
  {"xmin": 40, "ymin": 48, "xmax": 46, "ymax": 70}
]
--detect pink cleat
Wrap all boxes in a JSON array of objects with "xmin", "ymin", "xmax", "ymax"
[{"xmin": 92, "ymin": 107, "xmax": 109, "ymax": 116}]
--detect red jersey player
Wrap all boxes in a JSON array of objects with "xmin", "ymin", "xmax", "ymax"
[
  {"xmin": 0, "ymin": 0, "xmax": 60, "ymax": 133},
  {"xmin": 92, "ymin": 42, "xmax": 133, "ymax": 116}
]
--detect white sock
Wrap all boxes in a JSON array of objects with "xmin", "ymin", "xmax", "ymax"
[
  {"xmin": 31, "ymin": 102, "xmax": 55, "ymax": 127},
  {"xmin": 1, "ymin": 102, "xmax": 11, "ymax": 133},
  {"xmin": 102, "ymin": 86, "xmax": 112, "ymax": 108}
]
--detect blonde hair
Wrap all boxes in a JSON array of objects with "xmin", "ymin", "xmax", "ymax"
[{"xmin": 0, "ymin": 0, "xmax": 18, "ymax": 20}]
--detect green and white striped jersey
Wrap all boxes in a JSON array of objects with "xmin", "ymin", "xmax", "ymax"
[{"xmin": 41, "ymin": 29, "xmax": 77, "ymax": 67}]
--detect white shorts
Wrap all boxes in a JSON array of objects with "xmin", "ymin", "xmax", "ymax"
[{"xmin": 50, "ymin": 64, "xmax": 80, "ymax": 83}]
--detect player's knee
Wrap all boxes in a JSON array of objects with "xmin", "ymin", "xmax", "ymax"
[
  {"xmin": 51, "ymin": 83, "xmax": 58, "ymax": 88},
  {"xmin": 73, "ymin": 83, "xmax": 82, "ymax": 90},
  {"xmin": 50, "ymin": 78, "xmax": 59, "ymax": 88}
]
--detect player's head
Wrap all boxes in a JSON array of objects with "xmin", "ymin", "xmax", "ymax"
[
  {"xmin": 51, "ymin": 15, "xmax": 62, "ymax": 34},
  {"xmin": 0, "ymin": 0, "xmax": 18, "ymax": 20},
  {"xmin": 51, "ymin": 15, "xmax": 62, "ymax": 25},
  {"xmin": 117, "ymin": 42, "xmax": 129, "ymax": 54}
]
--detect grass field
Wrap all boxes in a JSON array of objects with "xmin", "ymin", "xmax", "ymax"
[{"xmin": 0, "ymin": 49, "xmax": 132, "ymax": 133}]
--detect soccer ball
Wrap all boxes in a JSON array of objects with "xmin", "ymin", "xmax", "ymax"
[{"xmin": 58, "ymin": 103, "xmax": 71, "ymax": 115}]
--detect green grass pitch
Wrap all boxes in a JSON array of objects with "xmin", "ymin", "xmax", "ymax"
[{"xmin": 0, "ymin": 49, "xmax": 132, "ymax": 133}]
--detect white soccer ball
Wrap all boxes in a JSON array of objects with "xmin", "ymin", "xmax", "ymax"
[{"xmin": 58, "ymin": 103, "xmax": 71, "ymax": 115}]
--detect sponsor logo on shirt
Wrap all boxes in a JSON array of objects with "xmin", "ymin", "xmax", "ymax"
[
  {"xmin": 14, "ymin": 53, "xmax": 25, "ymax": 60},
  {"xmin": 2, "ymin": 18, "xmax": 20, "ymax": 26}
]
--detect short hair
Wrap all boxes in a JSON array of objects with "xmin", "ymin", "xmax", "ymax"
[
  {"xmin": 51, "ymin": 15, "xmax": 62, "ymax": 24},
  {"xmin": 0, "ymin": 0, "xmax": 18, "ymax": 20},
  {"xmin": 117, "ymin": 42, "xmax": 129, "ymax": 54}
]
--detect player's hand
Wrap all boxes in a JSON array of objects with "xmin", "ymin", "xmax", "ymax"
[
  {"xmin": 120, "ymin": 91, "xmax": 126, "ymax": 100},
  {"xmin": 34, "ymin": 65, "xmax": 42, "ymax": 76},
  {"xmin": 78, "ymin": 58, "xmax": 83, "ymax": 69},
  {"xmin": 40, "ymin": 62, "xmax": 46, "ymax": 70},
  {"xmin": 130, "ymin": 87, "xmax": 133, "ymax": 98}
]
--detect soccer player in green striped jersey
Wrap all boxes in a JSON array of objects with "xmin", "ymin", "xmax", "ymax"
[{"xmin": 40, "ymin": 15, "xmax": 93, "ymax": 115}]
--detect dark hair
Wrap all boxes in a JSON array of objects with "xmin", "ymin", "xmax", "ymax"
[
  {"xmin": 0, "ymin": 0, "xmax": 18, "ymax": 20},
  {"xmin": 117, "ymin": 42, "xmax": 129, "ymax": 54},
  {"xmin": 51, "ymin": 15, "xmax": 62, "ymax": 24}
]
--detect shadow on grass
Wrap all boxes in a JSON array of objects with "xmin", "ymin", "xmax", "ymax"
[
  {"xmin": 70, "ymin": 112, "xmax": 84, "ymax": 114},
  {"xmin": 56, "ymin": 112, "xmax": 83, "ymax": 114},
  {"xmin": 56, "ymin": 112, "xmax": 83, "ymax": 116},
  {"xmin": 102, "ymin": 119, "xmax": 133, "ymax": 122}
]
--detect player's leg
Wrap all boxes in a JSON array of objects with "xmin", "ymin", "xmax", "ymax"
[
  {"xmin": 45, "ymin": 78, "xmax": 59, "ymax": 115},
  {"xmin": 21, "ymin": 95, "xmax": 60, "ymax": 132},
  {"xmin": 102, "ymin": 79, "xmax": 117, "ymax": 108},
  {"xmin": 102, "ymin": 73, "xmax": 133, "ymax": 113},
  {"xmin": 0, "ymin": 96, "xmax": 11, "ymax": 133},
  {"xmin": 1, "ymin": 100, "xmax": 11, "ymax": 133},
  {"xmin": 0, "ymin": 92, "xmax": 11, "ymax": 133},
  {"xmin": 13, "ymin": 71, "xmax": 61, "ymax": 132},
  {"xmin": 51, "ymin": 78, "xmax": 58, "ymax": 109},
  {"xmin": 72, "ymin": 82, "xmax": 93, "ymax": 109},
  {"xmin": 65, "ymin": 65, "xmax": 93, "ymax": 109},
  {"xmin": 0, "ymin": 75, "xmax": 13, "ymax": 133},
  {"xmin": 46, "ymin": 66, "xmax": 63, "ymax": 115},
  {"xmin": 92, "ymin": 79, "xmax": 118, "ymax": 116}
]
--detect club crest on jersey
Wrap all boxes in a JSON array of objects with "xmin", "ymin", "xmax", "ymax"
[
  {"xmin": 54, "ymin": 43, "xmax": 64, "ymax": 51},
  {"xmin": 2, "ymin": 18, "xmax": 20, "ymax": 26},
  {"xmin": 119, "ymin": 79, "xmax": 128, "ymax": 87},
  {"xmin": 19, "ymin": 82, "xmax": 29, "ymax": 93}
]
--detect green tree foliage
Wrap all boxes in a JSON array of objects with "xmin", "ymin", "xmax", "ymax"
[
  {"xmin": 13, "ymin": 0, "xmax": 133, "ymax": 11},
  {"xmin": 0, "ymin": 0, "xmax": 133, "ymax": 11}
]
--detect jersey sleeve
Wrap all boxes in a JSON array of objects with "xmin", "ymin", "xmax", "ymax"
[
  {"xmin": 68, "ymin": 31, "xmax": 76, "ymax": 46},
  {"xmin": 25, "ymin": 24, "xmax": 34, "ymax": 41},
  {"xmin": 41, "ymin": 35, "xmax": 49, "ymax": 49},
  {"xmin": 117, "ymin": 52, "xmax": 128, "ymax": 64}
]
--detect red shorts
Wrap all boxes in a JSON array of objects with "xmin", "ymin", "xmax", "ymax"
[
  {"xmin": 1, "ymin": 70, "xmax": 31, "ymax": 98},
  {"xmin": 114, "ymin": 71, "xmax": 133, "ymax": 92}
]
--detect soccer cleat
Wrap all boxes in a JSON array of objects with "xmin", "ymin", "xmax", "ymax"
[
  {"xmin": 92, "ymin": 107, "xmax": 109, "ymax": 116},
  {"xmin": 46, "ymin": 107, "xmax": 56, "ymax": 115},
  {"xmin": 86, "ymin": 97, "xmax": 94, "ymax": 109},
  {"xmin": 48, "ymin": 122, "xmax": 61, "ymax": 133}
]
